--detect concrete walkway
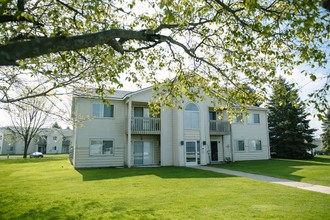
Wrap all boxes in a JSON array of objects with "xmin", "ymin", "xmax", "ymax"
[{"xmin": 193, "ymin": 166, "xmax": 330, "ymax": 195}]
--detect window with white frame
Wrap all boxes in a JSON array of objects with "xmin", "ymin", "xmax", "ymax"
[
  {"xmin": 90, "ymin": 139, "xmax": 114, "ymax": 155},
  {"xmin": 236, "ymin": 140, "xmax": 245, "ymax": 151},
  {"xmin": 248, "ymin": 113, "xmax": 260, "ymax": 124},
  {"xmin": 234, "ymin": 113, "xmax": 243, "ymax": 123},
  {"xmin": 184, "ymin": 103, "xmax": 199, "ymax": 129},
  {"xmin": 53, "ymin": 136, "xmax": 57, "ymax": 141},
  {"xmin": 92, "ymin": 103, "xmax": 114, "ymax": 118},
  {"xmin": 249, "ymin": 140, "xmax": 262, "ymax": 151}
]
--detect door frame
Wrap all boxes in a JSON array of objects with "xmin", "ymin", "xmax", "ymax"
[
  {"xmin": 185, "ymin": 140, "xmax": 198, "ymax": 166},
  {"xmin": 210, "ymin": 141, "xmax": 218, "ymax": 162}
]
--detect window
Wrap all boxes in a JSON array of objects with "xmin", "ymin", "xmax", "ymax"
[
  {"xmin": 236, "ymin": 140, "xmax": 245, "ymax": 151},
  {"xmin": 234, "ymin": 114, "xmax": 243, "ymax": 123},
  {"xmin": 209, "ymin": 111, "xmax": 217, "ymax": 120},
  {"xmin": 184, "ymin": 103, "xmax": 199, "ymax": 129},
  {"xmin": 92, "ymin": 103, "xmax": 114, "ymax": 118},
  {"xmin": 0, "ymin": 135, "xmax": 2, "ymax": 140},
  {"xmin": 53, "ymin": 136, "xmax": 57, "ymax": 141},
  {"xmin": 53, "ymin": 146, "xmax": 57, "ymax": 150},
  {"xmin": 90, "ymin": 139, "xmax": 114, "ymax": 155},
  {"xmin": 249, "ymin": 140, "xmax": 262, "ymax": 151},
  {"xmin": 248, "ymin": 113, "xmax": 260, "ymax": 124},
  {"xmin": 134, "ymin": 107, "xmax": 159, "ymax": 118}
]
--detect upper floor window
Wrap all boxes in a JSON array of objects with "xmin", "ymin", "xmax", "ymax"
[
  {"xmin": 53, "ymin": 136, "xmax": 57, "ymax": 141},
  {"xmin": 234, "ymin": 113, "xmax": 243, "ymax": 123},
  {"xmin": 92, "ymin": 103, "xmax": 114, "ymax": 118},
  {"xmin": 209, "ymin": 111, "xmax": 217, "ymax": 120},
  {"xmin": 134, "ymin": 107, "xmax": 159, "ymax": 117},
  {"xmin": 184, "ymin": 103, "xmax": 199, "ymax": 129},
  {"xmin": 248, "ymin": 113, "xmax": 260, "ymax": 124}
]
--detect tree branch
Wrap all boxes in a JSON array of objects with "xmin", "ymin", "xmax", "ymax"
[{"xmin": 0, "ymin": 29, "xmax": 163, "ymax": 65}]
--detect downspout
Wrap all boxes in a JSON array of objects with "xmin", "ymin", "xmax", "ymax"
[
  {"xmin": 266, "ymin": 110, "xmax": 271, "ymax": 159},
  {"xmin": 127, "ymin": 99, "xmax": 132, "ymax": 168},
  {"xmin": 230, "ymin": 125, "xmax": 234, "ymax": 162}
]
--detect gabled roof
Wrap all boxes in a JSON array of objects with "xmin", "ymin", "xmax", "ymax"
[
  {"xmin": 73, "ymin": 88, "xmax": 134, "ymax": 100},
  {"xmin": 73, "ymin": 87, "xmax": 153, "ymax": 100}
]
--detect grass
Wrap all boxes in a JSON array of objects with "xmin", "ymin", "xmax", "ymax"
[
  {"xmin": 210, "ymin": 155, "xmax": 330, "ymax": 186},
  {"xmin": 0, "ymin": 154, "xmax": 69, "ymax": 160},
  {"xmin": 0, "ymin": 158, "xmax": 329, "ymax": 220}
]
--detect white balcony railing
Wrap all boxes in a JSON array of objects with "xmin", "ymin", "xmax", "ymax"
[
  {"xmin": 131, "ymin": 117, "xmax": 161, "ymax": 134},
  {"xmin": 209, "ymin": 120, "xmax": 231, "ymax": 134}
]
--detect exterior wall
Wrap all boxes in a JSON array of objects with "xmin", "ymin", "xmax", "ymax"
[
  {"xmin": 231, "ymin": 110, "xmax": 270, "ymax": 161},
  {"xmin": 0, "ymin": 131, "xmax": 3, "ymax": 154},
  {"xmin": 0, "ymin": 130, "xmax": 35, "ymax": 155},
  {"xmin": 46, "ymin": 131, "xmax": 63, "ymax": 154},
  {"xmin": 223, "ymin": 135, "xmax": 232, "ymax": 161},
  {"xmin": 0, "ymin": 128, "xmax": 72, "ymax": 155},
  {"xmin": 72, "ymin": 88, "xmax": 271, "ymax": 168},
  {"xmin": 73, "ymin": 98, "xmax": 126, "ymax": 168},
  {"xmin": 160, "ymin": 107, "xmax": 173, "ymax": 166}
]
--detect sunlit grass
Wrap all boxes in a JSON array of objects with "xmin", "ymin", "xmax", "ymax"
[
  {"xmin": 0, "ymin": 158, "xmax": 329, "ymax": 219},
  {"xmin": 211, "ymin": 156, "xmax": 330, "ymax": 186}
]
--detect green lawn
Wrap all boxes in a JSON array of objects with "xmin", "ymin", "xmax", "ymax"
[
  {"xmin": 0, "ymin": 159, "xmax": 329, "ymax": 220},
  {"xmin": 211, "ymin": 156, "xmax": 330, "ymax": 186},
  {"xmin": 0, "ymin": 154, "xmax": 69, "ymax": 160}
]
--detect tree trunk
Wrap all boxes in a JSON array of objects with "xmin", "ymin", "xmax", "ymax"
[{"xmin": 23, "ymin": 140, "xmax": 29, "ymax": 159}]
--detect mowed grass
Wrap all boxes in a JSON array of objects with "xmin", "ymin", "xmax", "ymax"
[
  {"xmin": 0, "ymin": 159, "xmax": 329, "ymax": 220},
  {"xmin": 211, "ymin": 156, "xmax": 330, "ymax": 186}
]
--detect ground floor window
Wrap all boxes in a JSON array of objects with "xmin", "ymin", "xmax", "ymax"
[
  {"xmin": 249, "ymin": 140, "xmax": 262, "ymax": 151},
  {"xmin": 90, "ymin": 139, "xmax": 114, "ymax": 155},
  {"xmin": 236, "ymin": 140, "xmax": 245, "ymax": 151}
]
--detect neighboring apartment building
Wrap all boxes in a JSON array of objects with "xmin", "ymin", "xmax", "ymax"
[
  {"xmin": 72, "ymin": 87, "xmax": 270, "ymax": 168},
  {"xmin": 0, "ymin": 127, "xmax": 73, "ymax": 155}
]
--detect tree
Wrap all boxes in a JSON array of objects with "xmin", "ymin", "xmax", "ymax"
[
  {"xmin": 268, "ymin": 77, "xmax": 317, "ymax": 159},
  {"xmin": 52, "ymin": 122, "xmax": 62, "ymax": 129},
  {"xmin": 6, "ymin": 97, "xmax": 53, "ymax": 158},
  {"xmin": 0, "ymin": 1, "xmax": 329, "ymax": 115},
  {"xmin": 321, "ymin": 108, "xmax": 330, "ymax": 154}
]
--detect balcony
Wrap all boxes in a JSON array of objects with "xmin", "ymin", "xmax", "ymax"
[
  {"xmin": 131, "ymin": 117, "xmax": 161, "ymax": 134},
  {"xmin": 209, "ymin": 120, "xmax": 231, "ymax": 135}
]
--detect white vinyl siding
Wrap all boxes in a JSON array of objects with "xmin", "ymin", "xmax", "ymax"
[
  {"xmin": 92, "ymin": 103, "xmax": 114, "ymax": 118},
  {"xmin": 90, "ymin": 139, "xmax": 114, "ymax": 156}
]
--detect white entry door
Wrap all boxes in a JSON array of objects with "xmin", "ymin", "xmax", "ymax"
[{"xmin": 185, "ymin": 141, "xmax": 198, "ymax": 166}]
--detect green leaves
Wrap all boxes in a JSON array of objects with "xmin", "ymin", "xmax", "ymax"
[{"xmin": 0, "ymin": 0, "xmax": 328, "ymax": 117}]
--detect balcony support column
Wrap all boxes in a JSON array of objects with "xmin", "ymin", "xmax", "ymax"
[{"xmin": 127, "ymin": 99, "xmax": 132, "ymax": 168}]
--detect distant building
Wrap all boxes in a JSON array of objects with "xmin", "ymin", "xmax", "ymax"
[
  {"xmin": 0, "ymin": 127, "xmax": 72, "ymax": 155},
  {"xmin": 312, "ymin": 138, "xmax": 323, "ymax": 154}
]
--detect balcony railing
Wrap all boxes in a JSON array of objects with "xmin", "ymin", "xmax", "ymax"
[
  {"xmin": 209, "ymin": 120, "xmax": 231, "ymax": 135},
  {"xmin": 131, "ymin": 117, "xmax": 161, "ymax": 134}
]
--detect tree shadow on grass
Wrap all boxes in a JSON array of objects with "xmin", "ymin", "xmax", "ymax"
[{"xmin": 76, "ymin": 166, "xmax": 235, "ymax": 181}]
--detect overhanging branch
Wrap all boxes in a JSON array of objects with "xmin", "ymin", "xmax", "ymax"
[{"xmin": 0, "ymin": 29, "xmax": 167, "ymax": 66}]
